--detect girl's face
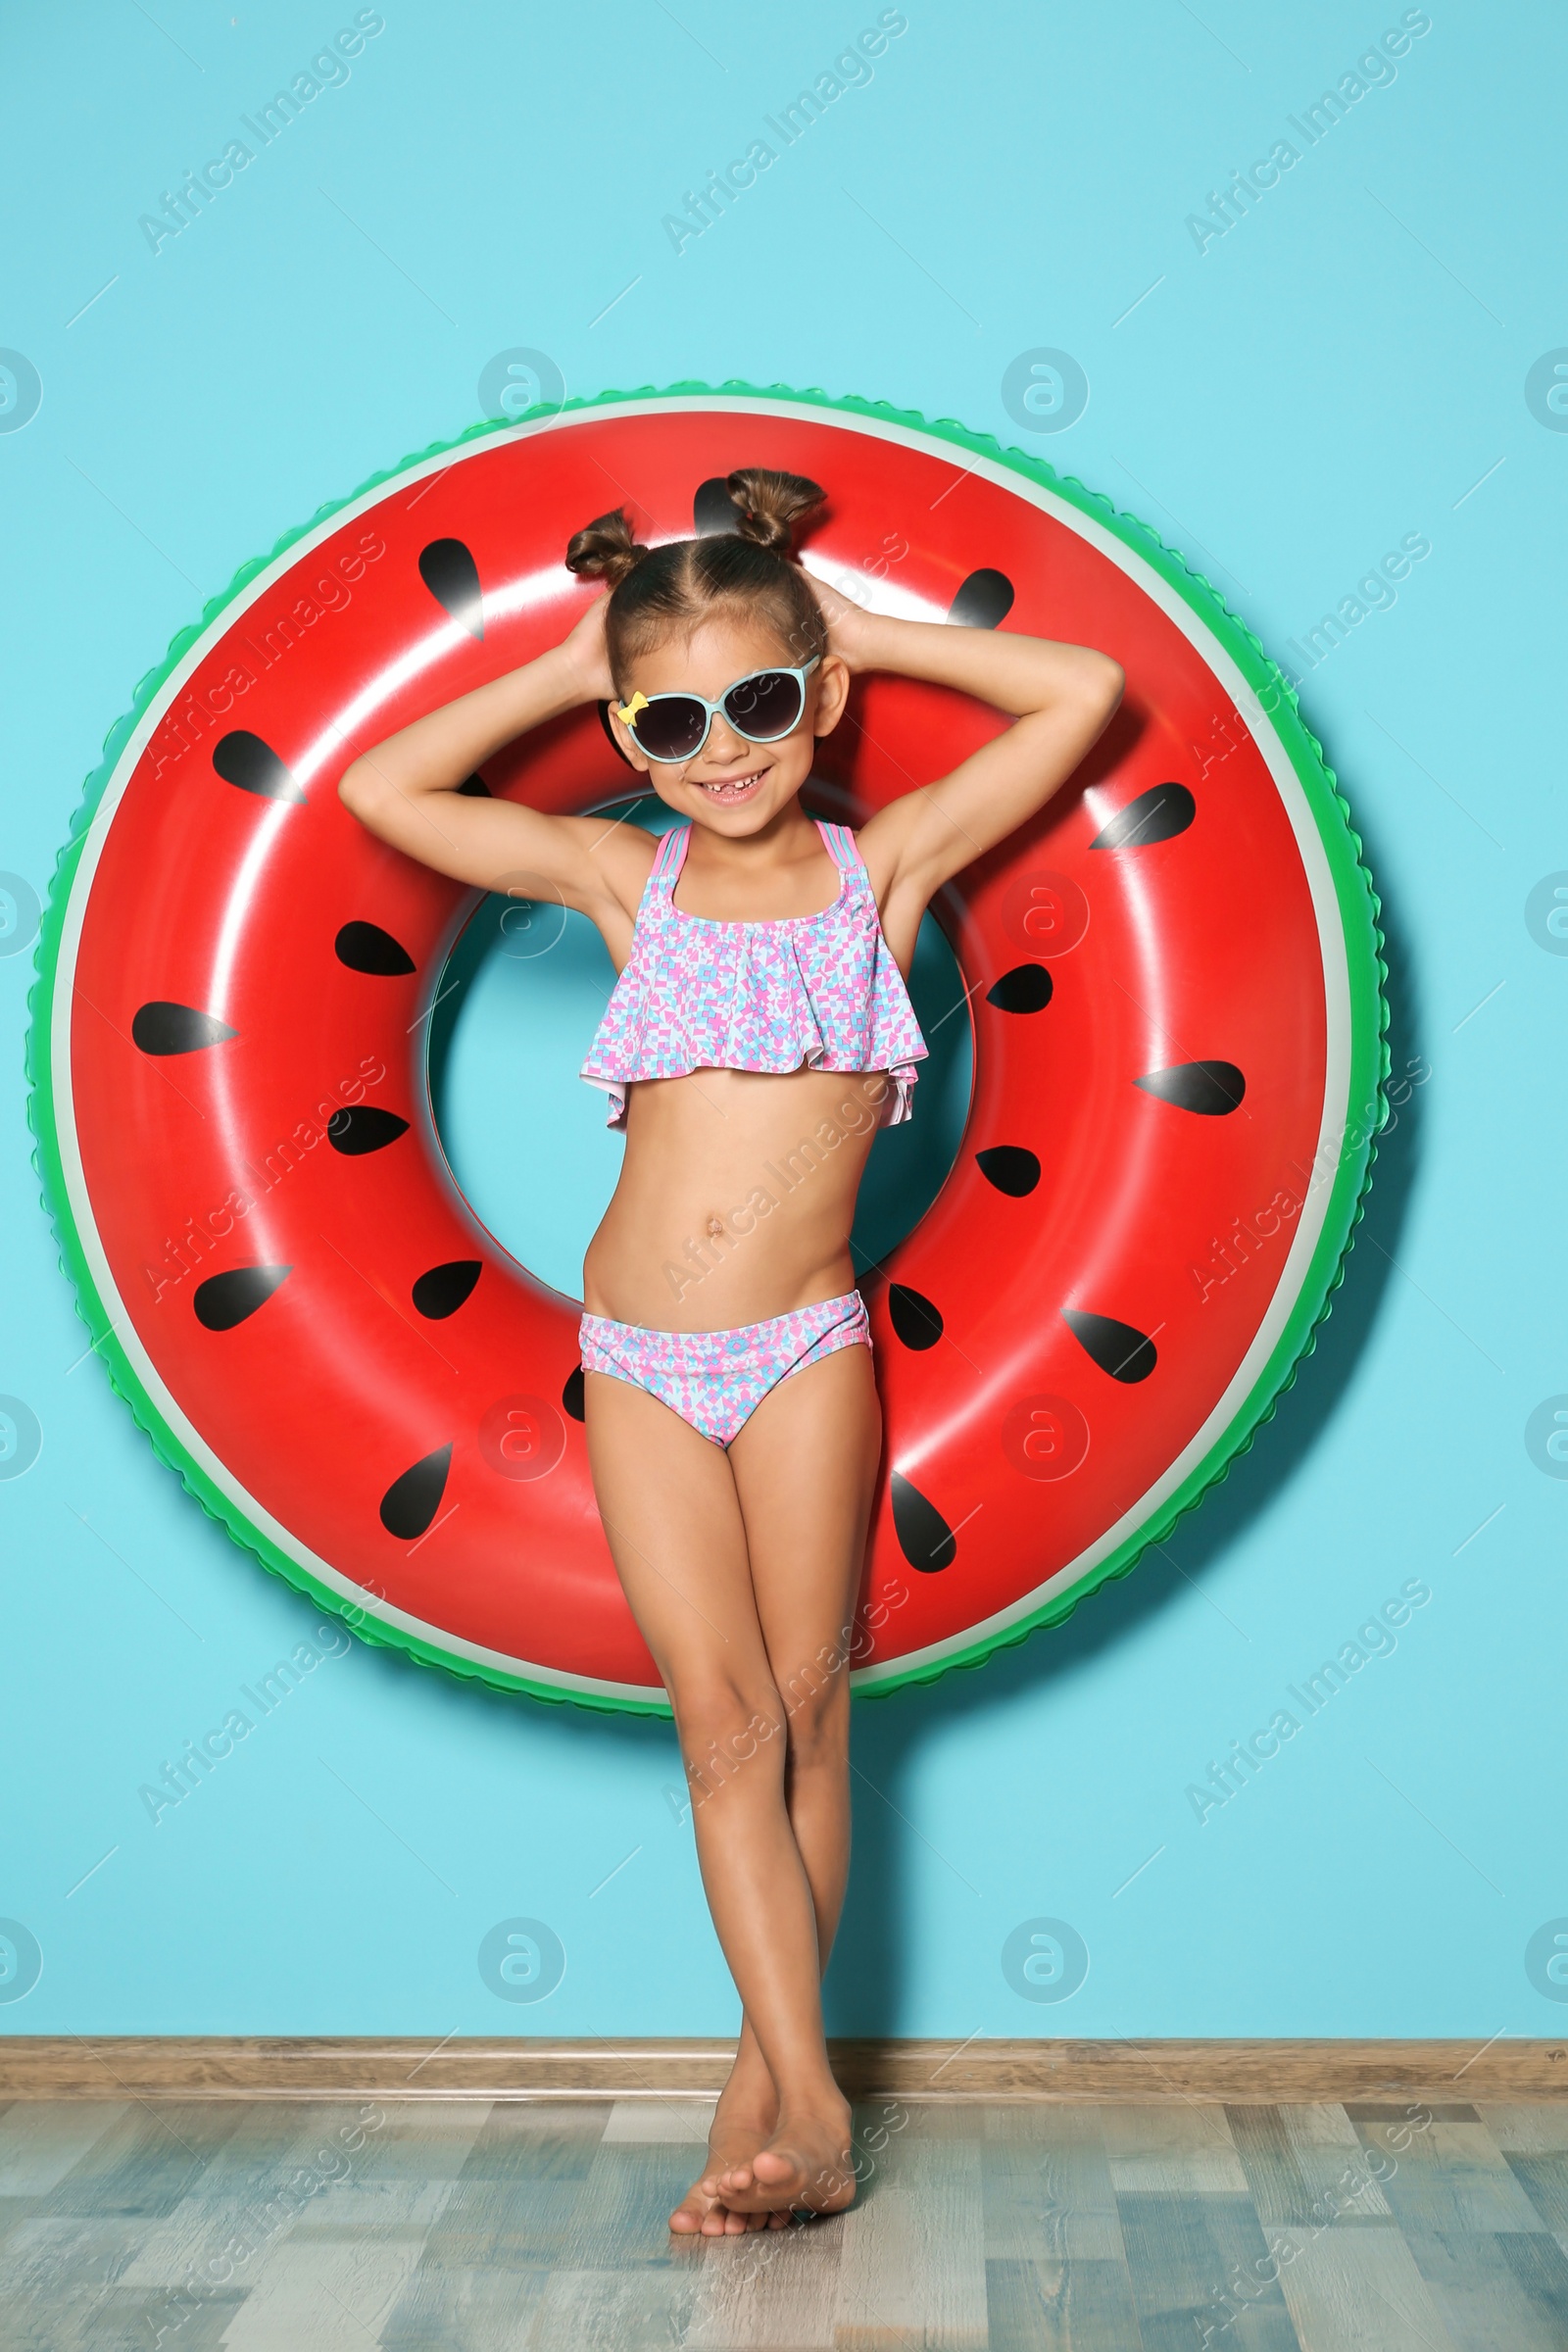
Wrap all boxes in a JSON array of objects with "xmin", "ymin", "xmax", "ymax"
[{"xmin": 609, "ymin": 612, "xmax": 850, "ymax": 836}]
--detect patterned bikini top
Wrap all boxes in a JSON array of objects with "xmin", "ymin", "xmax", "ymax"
[{"xmin": 580, "ymin": 816, "xmax": 928, "ymax": 1131}]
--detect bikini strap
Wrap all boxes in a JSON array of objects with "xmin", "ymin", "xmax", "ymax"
[
  {"xmin": 816, "ymin": 820, "xmax": 861, "ymax": 871},
  {"xmin": 654, "ymin": 817, "xmax": 853, "ymax": 894},
  {"xmin": 650, "ymin": 822, "xmax": 692, "ymax": 882}
]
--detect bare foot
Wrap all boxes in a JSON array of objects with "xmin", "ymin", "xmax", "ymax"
[
  {"xmin": 713, "ymin": 2103, "xmax": 856, "ymax": 2219},
  {"xmin": 669, "ymin": 2070, "xmax": 783, "ymax": 2236}
]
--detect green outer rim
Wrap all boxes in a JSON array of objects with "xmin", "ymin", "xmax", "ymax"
[{"xmin": 25, "ymin": 377, "xmax": 1390, "ymax": 1719}]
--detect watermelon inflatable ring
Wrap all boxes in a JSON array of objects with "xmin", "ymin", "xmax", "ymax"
[{"xmin": 29, "ymin": 384, "xmax": 1388, "ymax": 1714}]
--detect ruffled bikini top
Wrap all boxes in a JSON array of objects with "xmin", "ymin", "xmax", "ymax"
[{"xmin": 580, "ymin": 816, "xmax": 928, "ymax": 1131}]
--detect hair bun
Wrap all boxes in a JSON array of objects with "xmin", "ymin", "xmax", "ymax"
[
  {"xmin": 564, "ymin": 507, "xmax": 651, "ymax": 588},
  {"xmin": 724, "ymin": 467, "xmax": 825, "ymax": 555}
]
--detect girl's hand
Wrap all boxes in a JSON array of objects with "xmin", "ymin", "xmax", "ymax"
[
  {"xmin": 557, "ymin": 591, "xmax": 615, "ymax": 702},
  {"xmin": 810, "ymin": 573, "xmax": 884, "ymax": 674}
]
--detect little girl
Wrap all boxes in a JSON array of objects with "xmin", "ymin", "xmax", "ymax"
[{"xmin": 340, "ymin": 467, "xmax": 1122, "ymax": 2233}]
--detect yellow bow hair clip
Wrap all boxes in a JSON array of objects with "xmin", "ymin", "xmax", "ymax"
[{"xmin": 615, "ymin": 692, "xmax": 649, "ymax": 726}]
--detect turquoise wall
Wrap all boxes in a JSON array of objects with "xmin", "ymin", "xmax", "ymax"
[{"xmin": 4, "ymin": 0, "xmax": 1565, "ymax": 2038}]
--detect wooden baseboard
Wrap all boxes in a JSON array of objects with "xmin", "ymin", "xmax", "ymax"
[{"xmin": 2, "ymin": 2036, "xmax": 1565, "ymax": 2103}]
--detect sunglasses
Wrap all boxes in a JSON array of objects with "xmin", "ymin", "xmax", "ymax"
[{"xmin": 613, "ymin": 657, "xmax": 820, "ymax": 764}]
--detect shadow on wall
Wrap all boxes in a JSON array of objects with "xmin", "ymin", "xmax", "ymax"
[{"xmin": 827, "ymin": 787, "xmax": 1421, "ymax": 2038}]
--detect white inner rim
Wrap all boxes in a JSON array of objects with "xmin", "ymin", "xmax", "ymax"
[{"xmin": 50, "ymin": 395, "xmax": 1353, "ymax": 1703}]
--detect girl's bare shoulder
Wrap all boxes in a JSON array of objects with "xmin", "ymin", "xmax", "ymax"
[{"xmin": 555, "ymin": 809, "xmax": 662, "ymax": 919}]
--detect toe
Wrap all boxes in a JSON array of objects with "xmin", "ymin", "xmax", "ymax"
[{"xmin": 669, "ymin": 2192, "xmax": 710, "ymax": 2234}]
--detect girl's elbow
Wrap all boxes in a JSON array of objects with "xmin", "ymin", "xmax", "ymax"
[
  {"xmin": 338, "ymin": 760, "xmax": 381, "ymax": 822},
  {"xmin": 1080, "ymin": 657, "xmax": 1124, "ymax": 742}
]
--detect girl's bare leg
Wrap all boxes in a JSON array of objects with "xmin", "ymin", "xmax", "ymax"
[
  {"xmin": 583, "ymin": 1345, "xmax": 878, "ymax": 2231},
  {"xmin": 676, "ymin": 1340, "xmax": 876, "ymax": 2228},
  {"xmin": 701, "ymin": 1342, "xmax": 877, "ymax": 2218}
]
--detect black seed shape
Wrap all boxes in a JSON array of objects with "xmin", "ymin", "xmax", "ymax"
[
  {"xmin": 1062, "ymin": 1307, "xmax": 1157, "ymax": 1385},
  {"xmin": 890, "ymin": 1471, "xmax": 956, "ymax": 1572},
  {"xmin": 327, "ymin": 1105, "xmax": 410, "ymax": 1155},
  {"xmin": 212, "ymin": 730, "xmax": 304, "ymax": 804},
  {"xmin": 456, "ymin": 773, "xmax": 491, "ymax": 797},
  {"xmin": 889, "ymin": 1285, "xmax": 944, "ymax": 1350},
  {"xmin": 986, "ymin": 963, "xmax": 1054, "ymax": 1015},
  {"xmin": 562, "ymin": 1365, "xmax": 586, "ymax": 1422},
  {"xmin": 193, "ymin": 1264, "xmax": 291, "ymax": 1332},
  {"xmin": 379, "ymin": 1444, "xmax": 453, "ymax": 1540},
  {"xmin": 976, "ymin": 1146, "xmax": 1041, "ymax": 1198},
  {"xmin": 947, "ymin": 567, "xmax": 1015, "ymax": 629},
  {"xmin": 597, "ymin": 700, "xmax": 636, "ymax": 769},
  {"xmin": 418, "ymin": 538, "xmax": 484, "ymax": 639},
  {"xmin": 334, "ymin": 921, "xmax": 416, "ymax": 978},
  {"xmin": 1135, "ymin": 1059, "xmax": 1247, "ymax": 1116},
  {"xmin": 412, "ymin": 1259, "xmax": 482, "ymax": 1319},
  {"xmin": 1091, "ymin": 782, "xmax": 1196, "ymax": 850},
  {"xmin": 693, "ymin": 477, "xmax": 743, "ymax": 536},
  {"xmin": 131, "ymin": 1002, "xmax": 238, "ymax": 1055}
]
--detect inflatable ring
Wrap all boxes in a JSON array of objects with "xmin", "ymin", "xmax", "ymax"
[{"xmin": 29, "ymin": 384, "xmax": 1388, "ymax": 1713}]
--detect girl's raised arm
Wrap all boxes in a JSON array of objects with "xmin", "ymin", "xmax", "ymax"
[
  {"xmin": 337, "ymin": 596, "xmax": 654, "ymax": 923},
  {"xmin": 821, "ymin": 584, "xmax": 1124, "ymax": 928}
]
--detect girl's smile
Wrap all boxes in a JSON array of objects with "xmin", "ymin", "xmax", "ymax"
[
  {"xmin": 612, "ymin": 613, "xmax": 851, "ymax": 840},
  {"xmin": 694, "ymin": 764, "xmax": 768, "ymax": 805}
]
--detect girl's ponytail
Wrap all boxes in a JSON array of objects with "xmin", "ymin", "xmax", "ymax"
[
  {"xmin": 565, "ymin": 507, "xmax": 650, "ymax": 589},
  {"xmin": 724, "ymin": 467, "xmax": 825, "ymax": 555}
]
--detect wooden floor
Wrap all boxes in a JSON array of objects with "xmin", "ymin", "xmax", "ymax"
[{"xmin": 4, "ymin": 2094, "xmax": 1568, "ymax": 2349}]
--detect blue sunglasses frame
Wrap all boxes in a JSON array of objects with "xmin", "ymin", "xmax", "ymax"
[{"xmin": 614, "ymin": 656, "xmax": 821, "ymax": 762}]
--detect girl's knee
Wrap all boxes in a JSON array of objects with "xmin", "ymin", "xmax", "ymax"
[
  {"xmin": 672, "ymin": 1678, "xmax": 785, "ymax": 1786},
  {"xmin": 782, "ymin": 1671, "xmax": 850, "ymax": 1771}
]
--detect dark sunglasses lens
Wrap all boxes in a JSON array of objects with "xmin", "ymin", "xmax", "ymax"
[
  {"xmin": 723, "ymin": 670, "xmax": 804, "ymax": 741},
  {"xmin": 632, "ymin": 697, "xmax": 708, "ymax": 761}
]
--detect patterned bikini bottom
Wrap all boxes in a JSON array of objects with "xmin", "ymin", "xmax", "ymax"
[{"xmin": 577, "ymin": 1291, "xmax": 872, "ymax": 1447}]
